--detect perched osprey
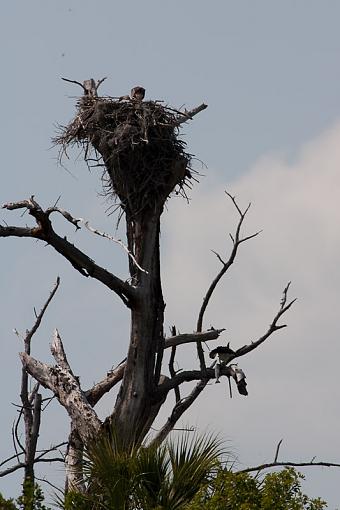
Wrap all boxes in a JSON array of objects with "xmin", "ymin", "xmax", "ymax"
[
  {"xmin": 130, "ymin": 86, "xmax": 145, "ymax": 101},
  {"xmin": 231, "ymin": 365, "xmax": 248, "ymax": 396},
  {"xmin": 209, "ymin": 342, "xmax": 235, "ymax": 364}
]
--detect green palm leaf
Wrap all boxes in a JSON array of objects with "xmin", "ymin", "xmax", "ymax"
[{"xmin": 64, "ymin": 428, "xmax": 226, "ymax": 510}]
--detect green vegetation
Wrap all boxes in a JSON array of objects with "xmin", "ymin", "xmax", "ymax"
[
  {"xmin": 187, "ymin": 467, "xmax": 326, "ymax": 510},
  {"xmin": 0, "ymin": 481, "xmax": 48, "ymax": 510},
  {"xmin": 0, "ymin": 436, "xmax": 328, "ymax": 510},
  {"xmin": 64, "ymin": 431, "xmax": 223, "ymax": 510},
  {"xmin": 63, "ymin": 430, "xmax": 327, "ymax": 510}
]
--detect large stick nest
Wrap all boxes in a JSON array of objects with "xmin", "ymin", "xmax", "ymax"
[{"xmin": 54, "ymin": 96, "xmax": 195, "ymax": 215}]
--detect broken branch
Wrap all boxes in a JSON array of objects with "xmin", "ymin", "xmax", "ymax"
[
  {"xmin": 174, "ymin": 103, "xmax": 208, "ymax": 126},
  {"xmin": 20, "ymin": 331, "xmax": 102, "ymax": 443}
]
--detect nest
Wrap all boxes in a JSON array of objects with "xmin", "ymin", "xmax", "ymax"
[{"xmin": 54, "ymin": 97, "xmax": 195, "ymax": 216}]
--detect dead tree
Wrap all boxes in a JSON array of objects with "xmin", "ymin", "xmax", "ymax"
[
  {"xmin": 0, "ymin": 278, "xmax": 65, "ymax": 492},
  {"xmin": 0, "ymin": 79, "xmax": 296, "ymax": 491}
]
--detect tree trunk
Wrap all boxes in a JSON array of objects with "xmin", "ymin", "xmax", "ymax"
[
  {"xmin": 113, "ymin": 210, "xmax": 165, "ymax": 443},
  {"xmin": 65, "ymin": 425, "xmax": 86, "ymax": 493}
]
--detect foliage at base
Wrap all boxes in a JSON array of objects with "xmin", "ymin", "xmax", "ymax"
[
  {"xmin": 0, "ymin": 461, "xmax": 329, "ymax": 510},
  {"xmin": 0, "ymin": 482, "xmax": 49, "ymax": 510},
  {"xmin": 60, "ymin": 428, "xmax": 328, "ymax": 510},
  {"xmin": 187, "ymin": 467, "xmax": 327, "ymax": 510}
]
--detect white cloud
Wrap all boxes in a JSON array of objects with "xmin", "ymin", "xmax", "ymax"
[{"xmin": 160, "ymin": 122, "xmax": 340, "ymax": 502}]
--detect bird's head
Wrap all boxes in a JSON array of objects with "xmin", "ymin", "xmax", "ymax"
[{"xmin": 131, "ymin": 86, "xmax": 145, "ymax": 101}]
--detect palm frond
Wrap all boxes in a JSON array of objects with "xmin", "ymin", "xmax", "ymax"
[{"xmin": 64, "ymin": 426, "xmax": 228, "ymax": 510}]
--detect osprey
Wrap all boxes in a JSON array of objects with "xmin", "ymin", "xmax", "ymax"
[
  {"xmin": 230, "ymin": 365, "xmax": 248, "ymax": 396},
  {"xmin": 209, "ymin": 342, "xmax": 235, "ymax": 364},
  {"xmin": 130, "ymin": 86, "xmax": 145, "ymax": 101}
]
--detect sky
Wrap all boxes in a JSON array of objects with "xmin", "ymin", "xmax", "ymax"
[{"xmin": 1, "ymin": 0, "xmax": 340, "ymax": 506}]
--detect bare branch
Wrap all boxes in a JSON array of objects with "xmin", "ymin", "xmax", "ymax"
[
  {"xmin": 274, "ymin": 439, "xmax": 283, "ymax": 463},
  {"xmin": 25, "ymin": 277, "xmax": 60, "ymax": 345},
  {"xmin": 78, "ymin": 217, "xmax": 147, "ymax": 274},
  {"xmin": 36, "ymin": 476, "xmax": 64, "ymax": 495},
  {"xmin": 233, "ymin": 284, "xmax": 296, "ymax": 359},
  {"xmin": 29, "ymin": 456, "xmax": 64, "ymax": 464},
  {"xmin": 61, "ymin": 77, "xmax": 86, "ymax": 92},
  {"xmin": 168, "ymin": 328, "xmax": 180, "ymax": 403},
  {"xmin": 150, "ymin": 379, "xmax": 208, "ymax": 448},
  {"xmin": 61, "ymin": 76, "xmax": 107, "ymax": 97},
  {"xmin": 15, "ymin": 278, "xmax": 60, "ymax": 484},
  {"xmin": 50, "ymin": 329, "xmax": 71, "ymax": 371},
  {"xmin": 0, "ymin": 462, "xmax": 25, "ymax": 477},
  {"xmin": 0, "ymin": 452, "xmax": 23, "ymax": 469},
  {"xmin": 194, "ymin": 193, "xmax": 260, "ymax": 377},
  {"xmin": 197, "ymin": 193, "xmax": 260, "ymax": 333},
  {"xmin": 26, "ymin": 393, "xmax": 42, "ymax": 478},
  {"xmin": 85, "ymin": 329, "xmax": 225, "ymax": 406},
  {"xmin": 34, "ymin": 441, "xmax": 67, "ymax": 461},
  {"xmin": 156, "ymin": 291, "xmax": 299, "ymax": 447},
  {"xmin": 165, "ymin": 328, "xmax": 225, "ymax": 348},
  {"xmin": 46, "ymin": 207, "xmax": 81, "ymax": 229},
  {"xmin": 44, "ymin": 206, "xmax": 147, "ymax": 274},
  {"xmin": 96, "ymin": 76, "xmax": 107, "ymax": 90},
  {"xmin": 158, "ymin": 364, "xmax": 235, "ymax": 394},
  {"xmin": 13, "ymin": 411, "xmax": 25, "ymax": 455},
  {"xmin": 87, "ymin": 282, "xmax": 294, "ymax": 441},
  {"xmin": 237, "ymin": 460, "xmax": 340, "ymax": 474},
  {"xmin": 173, "ymin": 103, "xmax": 208, "ymax": 126},
  {"xmin": 211, "ymin": 250, "xmax": 226, "ymax": 265},
  {"xmin": 1, "ymin": 198, "xmax": 135, "ymax": 307},
  {"xmin": 86, "ymin": 362, "xmax": 126, "ymax": 407},
  {"xmin": 20, "ymin": 334, "xmax": 102, "ymax": 443},
  {"xmin": 152, "ymin": 361, "xmax": 247, "ymax": 447},
  {"xmin": 0, "ymin": 453, "xmax": 65, "ymax": 478}
]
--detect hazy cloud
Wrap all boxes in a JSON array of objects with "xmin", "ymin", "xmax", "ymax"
[{"xmin": 159, "ymin": 122, "xmax": 340, "ymax": 501}]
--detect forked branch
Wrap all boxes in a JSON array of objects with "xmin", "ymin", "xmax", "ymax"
[
  {"xmin": 238, "ymin": 439, "xmax": 340, "ymax": 473},
  {"xmin": 61, "ymin": 76, "xmax": 107, "ymax": 97},
  {"xmin": 150, "ymin": 380, "xmax": 208, "ymax": 448},
  {"xmin": 234, "ymin": 282, "xmax": 296, "ymax": 359},
  {"xmin": 20, "ymin": 329, "xmax": 102, "ymax": 442},
  {"xmin": 153, "ymin": 284, "xmax": 295, "ymax": 446},
  {"xmin": 1, "ymin": 197, "xmax": 135, "ymax": 307},
  {"xmin": 195, "ymin": 193, "xmax": 261, "ymax": 374},
  {"xmin": 197, "ymin": 192, "xmax": 261, "ymax": 332},
  {"xmin": 4, "ymin": 279, "xmax": 62, "ymax": 482}
]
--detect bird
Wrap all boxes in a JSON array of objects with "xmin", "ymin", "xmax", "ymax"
[
  {"xmin": 230, "ymin": 365, "xmax": 248, "ymax": 396},
  {"xmin": 209, "ymin": 342, "xmax": 235, "ymax": 364},
  {"xmin": 130, "ymin": 86, "xmax": 145, "ymax": 101}
]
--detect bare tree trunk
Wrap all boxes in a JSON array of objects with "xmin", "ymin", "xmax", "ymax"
[
  {"xmin": 113, "ymin": 211, "xmax": 165, "ymax": 443},
  {"xmin": 65, "ymin": 426, "xmax": 85, "ymax": 493}
]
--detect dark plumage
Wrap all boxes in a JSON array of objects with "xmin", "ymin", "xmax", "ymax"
[
  {"xmin": 130, "ymin": 86, "xmax": 145, "ymax": 101},
  {"xmin": 209, "ymin": 342, "xmax": 235, "ymax": 364}
]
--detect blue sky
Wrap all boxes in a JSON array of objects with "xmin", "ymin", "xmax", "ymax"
[{"xmin": 1, "ymin": 1, "xmax": 340, "ymax": 506}]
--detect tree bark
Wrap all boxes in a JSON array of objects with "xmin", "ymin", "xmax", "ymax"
[
  {"xmin": 113, "ymin": 211, "xmax": 165, "ymax": 443},
  {"xmin": 65, "ymin": 425, "xmax": 85, "ymax": 493}
]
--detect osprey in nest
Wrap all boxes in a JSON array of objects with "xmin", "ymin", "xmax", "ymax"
[
  {"xmin": 119, "ymin": 86, "xmax": 146, "ymax": 102},
  {"xmin": 130, "ymin": 86, "xmax": 145, "ymax": 101}
]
